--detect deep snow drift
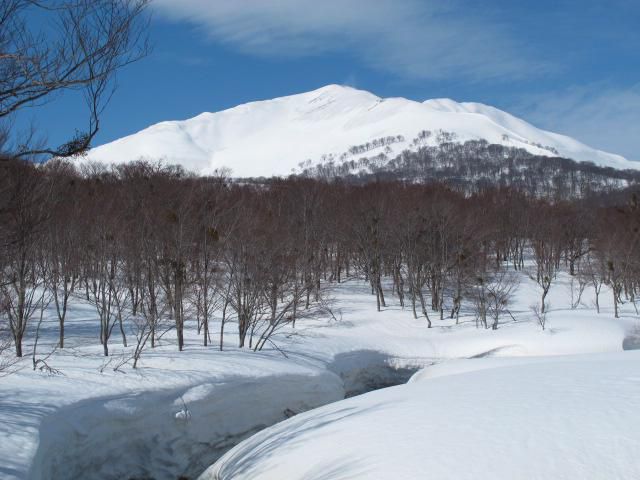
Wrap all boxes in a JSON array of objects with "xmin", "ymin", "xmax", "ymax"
[
  {"xmin": 0, "ymin": 271, "xmax": 638, "ymax": 479},
  {"xmin": 204, "ymin": 351, "xmax": 640, "ymax": 480},
  {"xmin": 85, "ymin": 85, "xmax": 636, "ymax": 177}
]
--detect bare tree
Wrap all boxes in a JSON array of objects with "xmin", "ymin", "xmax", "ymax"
[
  {"xmin": 191, "ymin": 180, "xmax": 229, "ymax": 347},
  {"xmin": 0, "ymin": 0, "xmax": 150, "ymax": 158},
  {"xmin": 0, "ymin": 159, "xmax": 51, "ymax": 356},
  {"xmin": 581, "ymin": 251, "xmax": 606, "ymax": 313},
  {"xmin": 157, "ymin": 177, "xmax": 196, "ymax": 351},
  {"xmin": 531, "ymin": 303, "xmax": 548, "ymax": 331},
  {"xmin": 0, "ymin": 318, "xmax": 18, "ymax": 375},
  {"xmin": 530, "ymin": 203, "xmax": 562, "ymax": 314},
  {"xmin": 83, "ymin": 175, "xmax": 130, "ymax": 356},
  {"xmin": 44, "ymin": 160, "xmax": 81, "ymax": 348},
  {"xmin": 31, "ymin": 283, "xmax": 59, "ymax": 374},
  {"xmin": 486, "ymin": 269, "xmax": 519, "ymax": 330},
  {"xmin": 471, "ymin": 266, "xmax": 518, "ymax": 330}
]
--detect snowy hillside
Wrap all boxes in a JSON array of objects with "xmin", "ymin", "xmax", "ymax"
[{"xmin": 86, "ymin": 85, "xmax": 637, "ymax": 177}]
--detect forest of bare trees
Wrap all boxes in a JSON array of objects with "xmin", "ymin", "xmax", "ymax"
[{"xmin": 2, "ymin": 157, "xmax": 640, "ymax": 367}]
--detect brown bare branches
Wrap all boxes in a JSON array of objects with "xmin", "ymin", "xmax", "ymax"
[
  {"xmin": 3, "ymin": 157, "xmax": 640, "ymax": 365},
  {"xmin": 0, "ymin": 0, "xmax": 150, "ymax": 158}
]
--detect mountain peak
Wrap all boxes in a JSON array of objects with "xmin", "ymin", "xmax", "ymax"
[
  {"xmin": 422, "ymin": 98, "xmax": 467, "ymax": 112},
  {"xmin": 310, "ymin": 83, "xmax": 362, "ymax": 95}
]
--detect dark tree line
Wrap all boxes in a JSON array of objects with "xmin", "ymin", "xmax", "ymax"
[{"xmin": 2, "ymin": 157, "xmax": 640, "ymax": 365}]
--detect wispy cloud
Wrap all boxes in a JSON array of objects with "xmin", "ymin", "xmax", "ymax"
[
  {"xmin": 515, "ymin": 84, "xmax": 640, "ymax": 161},
  {"xmin": 153, "ymin": 0, "xmax": 547, "ymax": 82}
]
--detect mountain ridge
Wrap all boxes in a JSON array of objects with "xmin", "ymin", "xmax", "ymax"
[{"xmin": 86, "ymin": 85, "xmax": 637, "ymax": 177}]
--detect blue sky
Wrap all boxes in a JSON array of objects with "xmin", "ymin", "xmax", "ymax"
[{"xmin": 19, "ymin": 0, "xmax": 640, "ymax": 160}]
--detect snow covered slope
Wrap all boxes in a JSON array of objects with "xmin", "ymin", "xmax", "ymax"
[
  {"xmin": 86, "ymin": 85, "xmax": 637, "ymax": 177},
  {"xmin": 203, "ymin": 351, "xmax": 640, "ymax": 480}
]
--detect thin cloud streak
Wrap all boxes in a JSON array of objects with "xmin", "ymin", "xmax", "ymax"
[
  {"xmin": 515, "ymin": 84, "xmax": 640, "ymax": 162},
  {"xmin": 153, "ymin": 0, "xmax": 549, "ymax": 82}
]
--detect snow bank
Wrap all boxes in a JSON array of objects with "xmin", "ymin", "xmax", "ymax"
[{"xmin": 203, "ymin": 350, "xmax": 640, "ymax": 480}]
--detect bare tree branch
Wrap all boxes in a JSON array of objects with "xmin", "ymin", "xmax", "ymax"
[{"xmin": 0, "ymin": 0, "xmax": 150, "ymax": 158}]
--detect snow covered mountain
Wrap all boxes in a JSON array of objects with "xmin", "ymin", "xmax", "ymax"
[{"xmin": 87, "ymin": 85, "xmax": 637, "ymax": 177}]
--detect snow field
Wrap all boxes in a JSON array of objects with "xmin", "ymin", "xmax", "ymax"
[{"xmin": 0, "ymin": 268, "xmax": 637, "ymax": 479}]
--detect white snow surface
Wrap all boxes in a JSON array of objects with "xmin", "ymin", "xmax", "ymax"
[
  {"xmin": 201, "ymin": 272, "xmax": 640, "ymax": 480},
  {"xmin": 85, "ymin": 85, "xmax": 637, "ymax": 177},
  {"xmin": 1, "ymin": 271, "xmax": 639, "ymax": 479},
  {"xmin": 204, "ymin": 351, "xmax": 640, "ymax": 480}
]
